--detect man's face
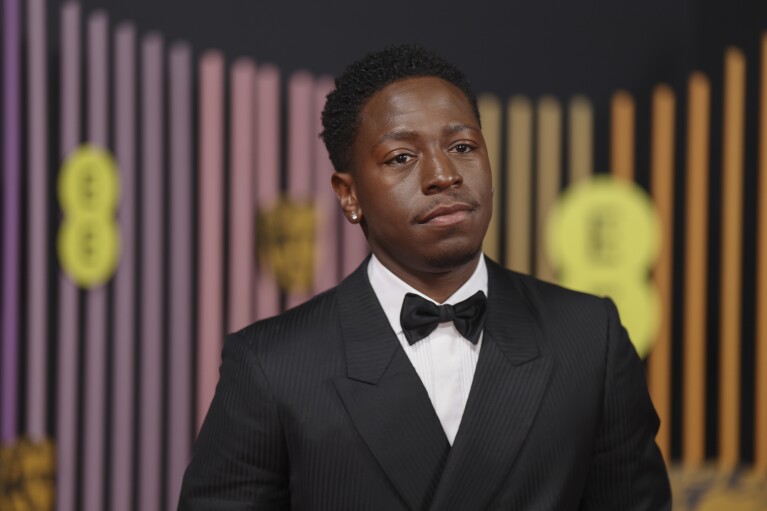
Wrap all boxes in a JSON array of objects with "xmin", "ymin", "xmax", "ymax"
[{"xmin": 333, "ymin": 76, "xmax": 493, "ymax": 277}]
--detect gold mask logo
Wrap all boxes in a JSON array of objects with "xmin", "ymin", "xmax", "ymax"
[
  {"xmin": 0, "ymin": 438, "xmax": 56, "ymax": 511},
  {"xmin": 257, "ymin": 198, "xmax": 316, "ymax": 293}
]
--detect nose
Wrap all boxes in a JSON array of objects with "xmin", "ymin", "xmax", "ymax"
[{"xmin": 421, "ymin": 151, "xmax": 462, "ymax": 194}]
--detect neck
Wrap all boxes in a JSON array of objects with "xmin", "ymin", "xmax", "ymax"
[{"xmin": 373, "ymin": 252, "xmax": 482, "ymax": 303}]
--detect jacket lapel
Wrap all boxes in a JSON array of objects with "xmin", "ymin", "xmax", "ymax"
[
  {"xmin": 333, "ymin": 260, "xmax": 450, "ymax": 511},
  {"xmin": 428, "ymin": 258, "xmax": 553, "ymax": 510}
]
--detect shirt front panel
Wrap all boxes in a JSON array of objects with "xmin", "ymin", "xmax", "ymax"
[{"xmin": 367, "ymin": 255, "xmax": 488, "ymax": 444}]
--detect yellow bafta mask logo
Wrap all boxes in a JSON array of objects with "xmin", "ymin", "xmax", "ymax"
[
  {"xmin": 0, "ymin": 438, "xmax": 56, "ymax": 511},
  {"xmin": 257, "ymin": 198, "xmax": 316, "ymax": 293}
]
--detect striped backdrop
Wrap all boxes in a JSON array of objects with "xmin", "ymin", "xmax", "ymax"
[{"xmin": 0, "ymin": 2, "xmax": 766, "ymax": 510}]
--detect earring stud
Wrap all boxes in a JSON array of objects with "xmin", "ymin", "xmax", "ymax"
[{"xmin": 351, "ymin": 211, "xmax": 358, "ymax": 221}]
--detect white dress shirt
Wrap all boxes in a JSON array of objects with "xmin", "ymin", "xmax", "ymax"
[{"xmin": 367, "ymin": 254, "xmax": 488, "ymax": 445}]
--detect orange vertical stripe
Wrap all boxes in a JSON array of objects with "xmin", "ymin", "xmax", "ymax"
[
  {"xmin": 611, "ymin": 90, "xmax": 635, "ymax": 180},
  {"xmin": 756, "ymin": 32, "xmax": 767, "ymax": 475},
  {"xmin": 719, "ymin": 47, "xmax": 746, "ymax": 470},
  {"xmin": 648, "ymin": 84, "xmax": 675, "ymax": 462},
  {"xmin": 536, "ymin": 96, "xmax": 561, "ymax": 282},
  {"xmin": 479, "ymin": 94, "xmax": 501, "ymax": 263},
  {"xmin": 568, "ymin": 95, "xmax": 593, "ymax": 184},
  {"xmin": 683, "ymin": 72, "xmax": 710, "ymax": 467},
  {"xmin": 506, "ymin": 96, "xmax": 532, "ymax": 273}
]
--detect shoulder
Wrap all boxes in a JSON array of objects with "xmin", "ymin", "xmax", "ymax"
[
  {"xmin": 229, "ymin": 286, "xmax": 342, "ymax": 363},
  {"xmin": 486, "ymin": 258, "xmax": 615, "ymax": 366},
  {"xmin": 487, "ymin": 258, "xmax": 608, "ymax": 329}
]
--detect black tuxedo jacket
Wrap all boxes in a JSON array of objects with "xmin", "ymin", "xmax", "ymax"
[{"xmin": 178, "ymin": 257, "xmax": 671, "ymax": 510}]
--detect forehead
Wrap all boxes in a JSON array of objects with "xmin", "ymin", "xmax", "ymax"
[{"xmin": 357, "ymin": 76, "xmax": 477, "ymax": 134}]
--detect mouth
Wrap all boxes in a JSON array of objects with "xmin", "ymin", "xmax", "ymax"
[{"xmin": 416, "ymin": 202, "xmax": 475, "ymax": 226}]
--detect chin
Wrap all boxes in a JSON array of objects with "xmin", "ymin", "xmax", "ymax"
[{"xmin": 422, "ymin": 242, "xmax": 482, "ymax": 270}]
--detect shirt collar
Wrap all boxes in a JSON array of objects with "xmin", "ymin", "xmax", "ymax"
[{"xmin": 367, "ymin": 254, "xmax": 489, "ymax": 336}]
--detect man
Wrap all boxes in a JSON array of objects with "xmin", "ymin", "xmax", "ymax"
[{"xmin": 178, "ymin": 44, "xmax": 671, "ymax": 510}]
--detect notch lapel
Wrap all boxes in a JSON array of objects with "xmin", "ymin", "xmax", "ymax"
[
  {"xmin": 333, "ymin": 261, "xmax": 450, "ymax": 511},
  {"xmin": 429, "ymin": 258, "xmax": 553, "ymax": 510}
]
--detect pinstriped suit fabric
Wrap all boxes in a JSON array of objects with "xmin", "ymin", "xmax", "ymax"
[{"xmin": 178, "ymin": 257, "xmax": 670, "ymax": 510}]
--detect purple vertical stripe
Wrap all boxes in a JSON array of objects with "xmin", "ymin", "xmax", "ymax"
[
  {"xmin": 196, "ymin": 51, "xmax": 225, "ymax": 429},
  {"xmin": 313, "ymin": 77, "xmax": 339, "ymax": 293},
  {"xmin": 56, "ymin": 4, "xmax": 81, "ymax": 511},
  {"xmin": 228, "ymin": 59, "xmax": 256, "ymax": 331},
  {"xmin": 287, "ymin": 71, "xmax": 313, "ymax": 197},
  {"xmin": 83, "ymin": 11, "xmax": 108, "ymax": 511},
  {"xmin": 255, "ymin": 65, "xmax": 281, "ymax": 319},
  {"xmin": 110, "ymin": 22, "xmax": 136, "ymax": 511},
  {"xmin": 140, "ymin": 33, "xmax": 164, "ymax": 511},
  {"xmin": 167, "ymin": 41, "xmax": 192, "ymax": 510},
  {"xmin": 25, "ymin": 0, "xmax": 48, "ymax": 441},
  {"xmin": 286, "ymin": 71, "xmax": 314, "ymax": 309},
  {"xmin": 1, "ymin": 0, "xmax": 21, "ymax": 444}
]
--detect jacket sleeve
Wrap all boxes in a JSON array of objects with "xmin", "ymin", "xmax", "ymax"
[
  {"xmin": 177, "ymin": 331, "xmax": 289, "ymax": 511},
  {"xmin": 578, "ymin": 298, "xmax": 672, "ymax": 511}
]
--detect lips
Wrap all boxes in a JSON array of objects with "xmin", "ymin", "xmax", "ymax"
[{"xmin": 416, "ymin": 202, "xmax": 474, "ymax": 224}]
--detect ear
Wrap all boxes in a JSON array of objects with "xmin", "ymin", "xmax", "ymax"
[{"xmin": 331, "ymin": 171, "xmax": 362, "ymax": 223}]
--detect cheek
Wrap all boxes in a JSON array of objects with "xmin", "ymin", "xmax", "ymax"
[
  {"xmin": 463, "ymin": 165, "xmax": 492, "ymax": 193},
  {"xmin": 359, "ymin": 177, "xmax": 417, "ymax": 217}
]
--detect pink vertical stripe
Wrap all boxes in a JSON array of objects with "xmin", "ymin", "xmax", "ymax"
[
  {"xmin": 56, "ymin": 4, "xmax": 81, "ymax": 511},
  {"xmin": 314, "ymin": 77, "xmax": 340, "ymax": 293},
  {"xmin": 255, "ymin": 65, "xmax": 281, "ymax": 319},
  {"xmin": 25, "ymin": 0, "xmax": 48, "ymax": 442},
  {"xmin": 1, "ymin": 0, "xmax": 20, "ymax": 444},
  {"xmin": 286, "ymin": 71, "xmax": 314, "ymax": 309},
  {"xmin": 139, "ymin": 33, "xmax": 164, "ymax": 511},
  {"xmin": 111, "ymin": 22, "xmax": 136, "ymax": 511},
  {"xmin": 197, "ymin": 51, "xmax": 225, "ymax": 429},
  {"xmin": 228, "ymin": 59, "xmax": 256, "ymax": 331},
  {"xmin": 83, "ymin": 11, "xmax": 108, "ymax": 511},
  {"xmin": 167, "ymin": 41, "xmax": 193, "ymax": 510},
  {"xmin": 334, "ymin": 65, "xmax": 368, "ymax": 276}
]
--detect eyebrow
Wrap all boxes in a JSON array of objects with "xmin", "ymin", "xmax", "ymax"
[
  {"xmin": 375, "ymin": 123, "xmax": 480, "ymax": 145},
  {"xmin": 442, "ymin": 123, "xmax": 481, "ymax": 136},
  {"xmin": 377, "ymin": 129, "xmax": 419, "ymax": 144}
]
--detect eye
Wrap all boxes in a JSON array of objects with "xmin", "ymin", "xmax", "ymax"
[
  {"xmin": 453, "ymin": 143, "xmax": 473, "ymax": 154},
  {"xmin": 387, "ymin": 153, "xmax": 414, "ymax": 165}
]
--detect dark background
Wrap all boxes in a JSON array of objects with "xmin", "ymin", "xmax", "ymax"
[
  {"xmin": 65, "ymin": 0, "xmax": 765, "ymax": 177},
  {"xmin": 43, "ymin": 0, "xmax": 767, "ymax": 463}
]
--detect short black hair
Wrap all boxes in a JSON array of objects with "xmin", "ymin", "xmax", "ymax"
[{"xmin": 320, "ymin": 43, "xmax": 480, "ymax": 172}]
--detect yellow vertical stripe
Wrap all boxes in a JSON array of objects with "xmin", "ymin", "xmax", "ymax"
[
  {"xmin": 757, "ymin": 32, "xmax": 767, "ymax": 476},
  {"xmin": 683, "ymin": 72, "xmax": 710, "ymax": 467},
  {"xmin": 506, "ymin": 96, "xmax": 533, "ymax": 274},
  {"xmin": 479, "ymin": 94, "xmax": 502, "ymax": 263},
  {"xmin": 536, "ymin": 96, "xmax": 561, "ymax": 282},
  {"xmin": 611, "ymin": 90, "xmax": 635, "ymax": 180},
  {"xmin": 719, "ymin": 47, "xmax": 746, "ymax": 470},
  {"xmin": 648, "ymin": 84, "xmax": 675, "ymax": 462},
  {"xmin": 568, "ymin": 95, "xmax": 593, "ymax": 183}
]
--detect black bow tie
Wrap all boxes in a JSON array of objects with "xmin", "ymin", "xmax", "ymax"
[{"xmin": 400, "ymin": 290, "xmax": 487, "ymax": 345}]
